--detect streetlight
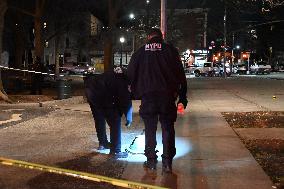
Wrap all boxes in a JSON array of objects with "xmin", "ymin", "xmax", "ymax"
[
  {"xmin": 120, "ymin": 37, "xmax": 125, "ymax": 67},
  {"xmin": 129, "ymin": 13, "xmax": 135, "ymax": 20},
  {"xmin": 235, "ymin": 45, "xmax": 240, "ymax": 67}
]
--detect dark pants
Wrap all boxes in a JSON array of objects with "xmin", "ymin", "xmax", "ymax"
[
  {"xmin": 90, "ymin": 105, "xmax": 108, "ymax": 146},
  {"xmin": 140, "ymin": 92, "xmax": 177, "ymax": 165},
  {"xmin": 102, "ymin": 108, "xmax": 122, "ymax": 153}
]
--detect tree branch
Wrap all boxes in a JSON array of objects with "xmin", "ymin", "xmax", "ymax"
[{"xmin": 9, "ymin": 5, "xmax": 35, "ymax": 17}]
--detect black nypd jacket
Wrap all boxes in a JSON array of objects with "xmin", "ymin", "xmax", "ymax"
[{"xmin": 127, "ymin": 37, "xmax": 187, "ymax": 99}]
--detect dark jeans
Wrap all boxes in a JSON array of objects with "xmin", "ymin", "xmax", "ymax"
[
  {"xmin": 90, "ymin": 106, "xmax": 122, "ymax": 152},
  {"xmin": 90, "ymin": 105, "xmax": 108, "ymax": 146},
  {"xmin": 140, "ymin": 93, "xmax": 177, "ymax": 164}
]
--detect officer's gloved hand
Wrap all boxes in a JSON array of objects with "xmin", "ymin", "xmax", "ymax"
[
  {"xmin": 125, "ymin": 120, "xmax": 132, "ymax": 128},
  {"xmin": 177, "ymin": 97, "xmax": 188, "ymax": 109}
]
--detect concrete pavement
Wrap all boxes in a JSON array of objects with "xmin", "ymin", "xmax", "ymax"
[
  {"xmin": 122, "ymin": 77, "xmax": 282, "ymax": 189},
  {"xmin": 0, "ymin": 76, "xmax": 283, "ymax": 189}
]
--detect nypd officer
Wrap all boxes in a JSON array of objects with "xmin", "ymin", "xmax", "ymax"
[{"xmin": 127, "ymin": 28, "xmax": 188, "ymax": 173}]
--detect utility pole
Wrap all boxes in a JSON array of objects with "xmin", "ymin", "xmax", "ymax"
[
  {"xmin": 223, "ymin": 3, "xmax": 227, "ymax": 78},
  {"xmin": 231, "ymin": 32, "xmax": 235, "ymax": 74},
  {"xmin": 161, "ymin": 0, "xmax": 166, "ymax": 39},
  {"xmin": 203, "ymin": 10, "xmax": 208, "ymax": 48}
]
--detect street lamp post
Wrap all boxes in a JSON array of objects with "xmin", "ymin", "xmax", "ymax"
[
  {"xmin": 231, "ymin": 33, "xmax": 235, "ymax": 74},
  {"xmin": 119, "ymin": 37, "xmax": 125, "ymax": 67},
  {"xmin": 235, "ymin": 45, "xmax": 240, "ymax": 69},
  {"xmin": 247, "ymin": 52, "xmax": 250, "ymax": 74},
  {"xmin": 223, "ymin": 4, "xmax": 227, "ymax": 78}
]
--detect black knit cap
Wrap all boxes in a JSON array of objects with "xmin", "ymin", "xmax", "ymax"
[{"xmin": 147, "ymin": 28, "xmax": 163, "ymax": 38}]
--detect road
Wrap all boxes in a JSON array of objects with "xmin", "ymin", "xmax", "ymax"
[{"xmin": 0, "ymin": 75, "xmax": 283, "ymax": 189}]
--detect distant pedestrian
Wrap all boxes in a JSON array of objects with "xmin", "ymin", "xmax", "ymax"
[
  {"xmin": 84, "ymin": 67, "xmax": 132, "ymax": 159},
  {"xmin": 127, "ymin": 28, "xmax": 188, "ymax": 173},
  {"xmin": 30, "ymin": 56, "xmax": 45, "ymax": 95}
]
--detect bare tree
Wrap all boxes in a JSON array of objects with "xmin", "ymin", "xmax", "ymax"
[
  {"xmin": 11, "ymin": 0, "xmax": 46, "ymax": 58},
  {"xmin": 0, "ymin": 0, "xmax": 12, "ymax": 103},
  {"xmin": 102, "ymin": 0, "xmax": 136, "ymax": 71},
  {"xmin": 34, "ymin": 0, "xmax": 46, "ymax": 58}
]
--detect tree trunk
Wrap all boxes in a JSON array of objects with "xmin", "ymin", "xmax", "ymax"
[
  {"xmin": 54, "ymin": 35, "xmax": 59, "ymax": 77},
  {"xmin": 34, "ymin": 0, "xmax": 45, "ymax": 58},
  {"xmin": 104, "ymin": 0, "xmax": 118, "ymax": 72},
  {"xmin": 104, "ymin": 33, "xmax": 113, "ymax": 72},
  {"xmin": 0, "ymin": 0, "xmax": 11, "ymax": 103},
  {"xmin": 14, "ymin": 14, "xmax": 25, "ymax": 68}
]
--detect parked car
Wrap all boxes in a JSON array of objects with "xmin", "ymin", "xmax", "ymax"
[
  {"xmin": 46, "ymin": 64, "xmax": 66, "ymax": 74},
  {"xmin": 212, "ymin": 62, "xmax": 232, "ymax": 76},
  {"xmin": 62, "ymin": 62, "xmax": 95, "ymax": 75},
  {"xmin": 185, "ymin": 62, "xmax": 214, "ymax": 77},
  {"xmin": 250, "ymin": 61, "xmax": 271, "ymax": 74},
  {"xmin": 235, "ymin": 63, "xmax": 247, "ymax": 74},
  {"xmin": 217, "ymin": 62, "xmax": 231, "ymax": 77}
]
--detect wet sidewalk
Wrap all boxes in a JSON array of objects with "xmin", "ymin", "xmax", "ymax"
[
  {"xmin": 1, "ymin": 77, "xmax": 283, "ymax": 189},
  {"xmin": 121, "ymin": 103, "xmax": 274, "ymax": 189},
  {"xmin": 55, "ymin": 98, "xmax": 274, "ymax": 189}
]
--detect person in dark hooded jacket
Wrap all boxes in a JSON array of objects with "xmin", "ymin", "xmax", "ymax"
[
  {"xmin": 84, "ymin": 68, "xmax": 132, "ymax": 159},
  {"xmin": 84, "ymin": 73, "xmax": 109, "ymax": 151},
  {"xmin": 127, "ymin": 28, "xmax": 188, "ymax": 173}
]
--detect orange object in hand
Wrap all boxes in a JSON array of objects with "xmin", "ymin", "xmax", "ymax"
[{"xmin": 177, "ymin": 103, "xmax": 184, "ymax": 114}]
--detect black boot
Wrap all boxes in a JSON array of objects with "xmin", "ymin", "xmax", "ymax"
[
  {"xmin": 162, "ymin": 158, "xmax": 173, "ymax": 174},
  {"xmin": 143, "ymin": 159, "xmax": 157, "ymax": 170},
  {"xmin": 162, "ymin": 164, "xmax": 172, "ymax": 174}
]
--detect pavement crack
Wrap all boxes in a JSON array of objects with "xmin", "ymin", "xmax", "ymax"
[{"xmin": 226, "ymin": 89, "xmax": 270, "ymax": 111}]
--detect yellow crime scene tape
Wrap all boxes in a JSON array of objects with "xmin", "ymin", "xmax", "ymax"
[{"xmin": 0, "ymin": 157, "xmax": 168, "ymax": 189}]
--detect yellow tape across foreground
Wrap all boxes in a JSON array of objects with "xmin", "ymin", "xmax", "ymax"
[{"xmin": 0, "ymin": 157, "xmax": 168, "ymax": 189}]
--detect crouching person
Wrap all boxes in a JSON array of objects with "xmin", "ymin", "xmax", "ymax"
[
  {"xmin": 104, "ymin": 67, "xmax": 133, "ymax": 158},
  {"xmin": 84, "ymin": 67, "xmax": 132, "ymax": 159},
  {"xmin": 113, "ymin": 67, "xmax": 133, "ymax": 128},
  {"xmin": 84, "ymin": 73, "xmax": 109, "ymax": 150}
]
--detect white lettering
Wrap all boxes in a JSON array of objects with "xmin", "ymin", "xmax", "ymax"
[{"xmin": 145, "ymin": 43, "xmax": 162, "ymax": 51}]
